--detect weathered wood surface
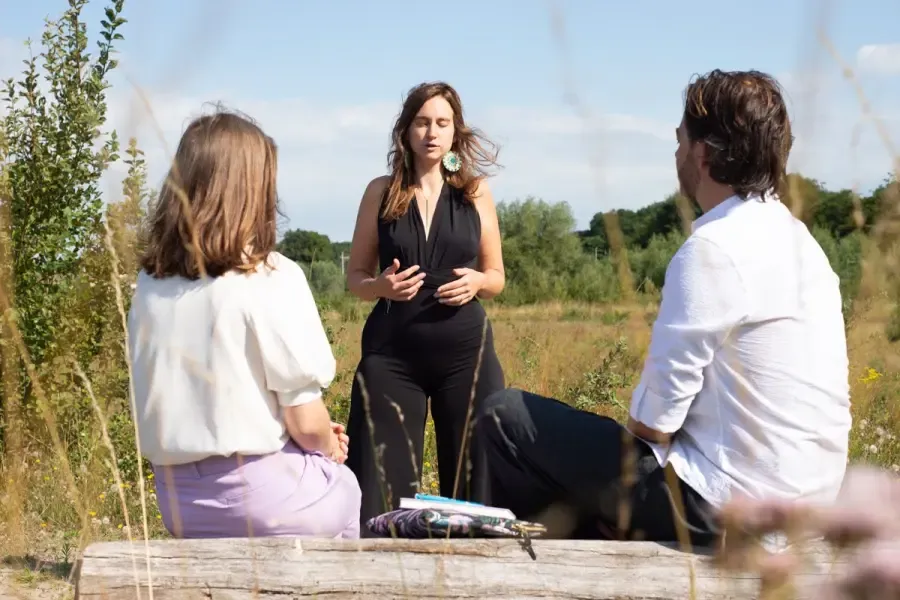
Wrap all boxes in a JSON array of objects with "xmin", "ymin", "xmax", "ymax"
[{"xmin": 75, "ymin": 536, "xmax": 865, "ymax": 599}]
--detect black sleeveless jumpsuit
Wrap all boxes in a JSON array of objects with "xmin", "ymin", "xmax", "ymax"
[{"xmin": 345, "ymin": 182, "xmax": 506, "ymax": 532}]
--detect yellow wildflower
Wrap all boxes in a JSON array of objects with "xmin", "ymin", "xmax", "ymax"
[{"xmin": 859, "ymin": 367, "xmax": 882, "ymax": 384}]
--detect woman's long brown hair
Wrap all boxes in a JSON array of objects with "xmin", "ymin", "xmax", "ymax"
[{"xmin": 381, "ymin": 81, "xmax": 500, "ymax": 221}]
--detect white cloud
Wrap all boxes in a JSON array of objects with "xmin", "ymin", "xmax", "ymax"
[
  {"xmin": 0, "ymin": 34, "xmax": 700, "ymax": 239},
  {"xmin": 6, "ymin": 40, "xmax": 899, "ymax": 241},
  {"xmin": 98, "ymin": 85, "xmax": 396, "ymax": 238},
  {"xmin": 776, "ymin": 63, "xmax": 900, "ymax": 192},
  {"xmin": 543, "ymin": 162, "xmax": 674, "ymax": 185},
  {"xmin": 474, "ymin": 106, "xmax": 679, "ymax": 228},
  {"xmin": 484, "ymin": 107, "xmax": 673, "ymax": 142},
  {"xmin": 856, "ymin": 44, "xmax": 900, "ymax": 75},
  {"xmin": 91, "ymin": 80, "xmax": 682, "ymax": 239},
  {"xmin": 50, "ymin": 75, "xmax": 900, "ymax": 242}
]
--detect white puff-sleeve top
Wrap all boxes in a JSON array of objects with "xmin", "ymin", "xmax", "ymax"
[{"xmin": 127, "ymin": 252, "xmax": 337, "ymax": 466}]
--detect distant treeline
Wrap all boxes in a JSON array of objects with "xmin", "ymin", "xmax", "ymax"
[{"xmin": 280, "ymin": 172, "xmax": 895, "ymax": 313}]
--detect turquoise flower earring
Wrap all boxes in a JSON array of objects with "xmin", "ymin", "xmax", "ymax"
[{"xmin": 442, "ymin": 150, "xmax": 461, "ymax": 172}]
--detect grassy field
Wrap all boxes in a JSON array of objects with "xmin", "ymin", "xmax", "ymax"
[
  {"xmin": 3, "ymin": 1, "xmax": 899, "ymax": 596},
  {"xmin": 1, "ymin": 285, "xmax": 898, "ymax": 598}
]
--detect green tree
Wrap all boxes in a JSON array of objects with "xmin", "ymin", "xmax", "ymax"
[
  {"xmin": 331, "ymin": 240, "xmax": 351, "ymax": 264},
  {"xmin": 302, "ymin": 260, "xmax": 345, "ymax": 299},
  {"xmin": 107, "ymin": 138, "xmax": 151, "ymax": 286},
  {"xmin": 0, "ymin": 0, "xmax": 127, "ymax": 462},
  {"xmin": 278, "ymin": 229, "xmax": 335, "ymax": 265},
  {"xmin": 50, "ymin": 134, "xmax": 152, "ymax": 478},
  {"xmin": 497, "ymin": 197, "xmax": 601, "ymax": 303},
  {"xmin": 1, "ymin": 0, "xmax": 127, "ymax": 371},
  {"xmin": 102, "ymin": 137, "xmax": 151, "ymax": 483},
  {"xmin": 581, "ymin": 192, "xmax": 699, "ymax": 255}
]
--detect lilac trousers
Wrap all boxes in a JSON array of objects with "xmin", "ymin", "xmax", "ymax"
[{"xmin": 152, "ymin": 440, "xmax": 361, "ymax": 539}]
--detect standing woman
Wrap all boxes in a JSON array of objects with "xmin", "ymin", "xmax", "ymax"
[{"xmin": 344, "ymin": 82, "xmax": 506, "ymax": 530}]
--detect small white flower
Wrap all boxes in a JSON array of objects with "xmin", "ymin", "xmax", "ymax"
[
  {"xmin": 859, "ymin": 419, "xmax": 868, "ymax": 430},
  {"xmin": 868, "ymin": 444, "xmax": 878, "ymax": 454},
  {"xmin": 121, "ymin": 525, "xmax": 130, "ymax": 536},
  {"xmin": 876, "ymin": 426, "xmax": 886, "ymax": 438},
  {"xmin": 101, "ymin": 516, "xmax": 110, "ymax": 526}
]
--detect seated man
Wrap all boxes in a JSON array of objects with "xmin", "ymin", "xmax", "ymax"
[{"xmin": 473, "ymin": 69, "xmax": 853, "ymax": 547}]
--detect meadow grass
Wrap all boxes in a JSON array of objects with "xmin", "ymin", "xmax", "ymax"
[
  {"xmin": 0, "ymin": 285, "xmax": 897, "ymax": 597},
  {"xmin": 0, "ymin": 6, "xmax": 898, "ymax": 593}
]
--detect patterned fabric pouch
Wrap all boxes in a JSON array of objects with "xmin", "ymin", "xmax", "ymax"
[{"xmin": 366, "ymin": 508, "xmax": 547, "ymax": 540}]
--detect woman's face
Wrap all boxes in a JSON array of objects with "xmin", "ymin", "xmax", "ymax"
[{"xmin": 407, "ymin": 95, "xmax": 455, "ymax": 163}]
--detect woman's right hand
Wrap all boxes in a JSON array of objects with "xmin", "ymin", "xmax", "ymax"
[
  {"xmin": 373, "ymin": 258, "xmax": 425, "ymax": 301},
  {"xmin": 329, "ymin": 422, "xmax": 349, "ymax": 464}
]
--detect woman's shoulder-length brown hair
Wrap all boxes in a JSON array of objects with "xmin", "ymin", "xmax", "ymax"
[
  {"xmin": 381, "ymin": 81, "xmax": 500, "ymax": 221},
  {"xmin": 140, "ymin": 108, "xmax": 280, "ymax": 280}
]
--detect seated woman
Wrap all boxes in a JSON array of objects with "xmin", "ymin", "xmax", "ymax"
[{"xmin": 128, "ymin": 108, "xmax": 361, "ymax": 539}]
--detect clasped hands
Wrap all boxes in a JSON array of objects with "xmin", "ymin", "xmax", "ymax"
[{"xmin": 374, "ymin": 258, "xmax": 485, "ymax": 306}]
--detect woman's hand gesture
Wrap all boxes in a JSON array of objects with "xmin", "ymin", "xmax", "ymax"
[
  {"xmin": 435, "ymin": 268, "xmax": 485, "ymax": 306},
  {"xmin": 374, "ymin": 259, "xmax": 425, "ymax": 301}
]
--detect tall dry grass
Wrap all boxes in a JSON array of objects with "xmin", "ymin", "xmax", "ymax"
[
  {"xmin": 1, "ymin": 3, "xmax": 899, "ymax": 600},
  {"xmin": 1, "ymin": 288, "xmax": 898, "ymax": 596}
]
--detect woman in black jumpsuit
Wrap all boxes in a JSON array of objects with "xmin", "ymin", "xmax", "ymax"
[{"xmin": 344, "ymin": 82, "xmax": 506, "ymax": 531}]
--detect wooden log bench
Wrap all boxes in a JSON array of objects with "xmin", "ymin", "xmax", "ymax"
[{"xmin": 74, "ymin": 536, "xmax": 866, "ymax": 599}]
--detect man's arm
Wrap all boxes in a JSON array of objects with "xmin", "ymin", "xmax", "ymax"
[
  {"xmin": 627, "ymin": 234, "xmax": 749, "ymax": 445},
  {"xmin": 627, "ymin": 416, "xmax": 674, "ymax": 445}
]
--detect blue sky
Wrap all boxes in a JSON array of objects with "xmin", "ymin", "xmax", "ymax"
[{"xmin": 2, "ymin": 0, "xmax": 900, "ymax": 240}]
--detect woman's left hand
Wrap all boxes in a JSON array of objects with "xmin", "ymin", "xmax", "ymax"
[{"xmin": 435, "ymin": 268, "xmax": 486, "ymax": 306}]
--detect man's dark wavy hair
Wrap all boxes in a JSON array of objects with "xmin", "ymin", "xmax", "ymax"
[{"xmin": 682, "ymin": 69, "xmax": 794, "ymax": 197}]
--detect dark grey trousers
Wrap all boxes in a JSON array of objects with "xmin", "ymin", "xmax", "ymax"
[{"xmin": 472, "ymin": 388, "xmax": 722, "ymax": 547}]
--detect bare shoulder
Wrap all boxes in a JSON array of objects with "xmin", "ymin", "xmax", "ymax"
[
  {"xmin": 353, "ymin": 175, "xmax": 389, "ymax": 218},
  {"xmin": 367, "ymin": 174, "xmax": 391, "ymax": 190},
  {"xmin": 470, "ymin": 178, "xmax": 496, "ymax": 207},
  {"xmin": 471, "ymin": 179, "xmax": 498, "ymax": 218},
  {"xmin": 364, "ymin": 175, "xmax": 390, "ymax": 200}
]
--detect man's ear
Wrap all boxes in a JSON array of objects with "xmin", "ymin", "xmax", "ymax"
[{"xmin": 691, "ymin": 140, "xmax": 708, "ymax": 169}]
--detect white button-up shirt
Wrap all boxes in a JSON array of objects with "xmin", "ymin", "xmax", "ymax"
[{"xmin": 630, "ymin": 193, "xmax": 852, "ymax": 510}]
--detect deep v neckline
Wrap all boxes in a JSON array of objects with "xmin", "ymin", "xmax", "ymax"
[{"xmin": 413, "ymin": 183, "xmax": 445, "ymax": 245}]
